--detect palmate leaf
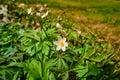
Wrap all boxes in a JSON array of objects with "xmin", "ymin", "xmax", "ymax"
[
  {"xmin": 62, "ymin": 72, "xmax": 69, "ymax": 80},
  {"xmin": 13, "ymin": 71, "xmax": 19, "ymax": 80},
  {"xmin": 56, "ymin": 58, "xmax": 68, "ymax": 70},
  {"xmin": 25, "ymin": 59, "xmax": 42, "ymax": 80},
  {"xmin": 0, "ymin": 61, "xmax": 24, "ymax": 80},
  {"xmin": 73, "ymin": 65, "xmax": 88, "ymax": 79},
  {"xmin": 41, "ymin": 41, "xmax": 52, "ymax": 55},
  {"xmin": 38, "ymin": 29, "xmax": 46, "ymax": 41},
  {"xmin": 86, "ymin": 62, "xmax": 100, "ymax": 76},
  {"xmin": 24, "ymin": 58, "xmax": 52, "ymax": 80},
  {"xmin": 49, "ymin": 72, "xmax": 55, "ymax": 80},
  {"xmin": 1, "ymin": 47, "xmax": 18, "ymax": 60},
  {"xmin": 46, "ymin": 28, "xmax": 58, "ymax": 38},
  {"xmin": 23, "ymin": 30, "xmax": 40, "ymax": 42},
  {"xmin": 46, "ymin": 59, "xmax": 57, "ymax": 68}
]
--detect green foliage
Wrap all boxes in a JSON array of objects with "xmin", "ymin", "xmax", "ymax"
[{"xmin": 0, "ymin": 1, "xmax": 120, "ymax": 80}]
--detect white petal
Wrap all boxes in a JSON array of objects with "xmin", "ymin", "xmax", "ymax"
[
  {"xmin": 61, "ymin": 47, "xmax": 66, "ymax": 51},
  {"xmin": 53, "ymin": 41, "xmax": 58, "ymax": 45},
  {"xmin": 56, "ymin": 23, "xmax": 61, "ymax": 28},
  {"xmin": 39, "ymin": 7, "xmax": 44, "ymax": 12},
  {"xmin": 41, "ymin": 11, "xmax": 48, "ymax": 18},
  {"xmin": 58, "ymin": 36, "xmax": 62, "ymax": 40},
  {"xmin": 56, "ymin": 46, "xmax": 61, "ymax": 51},
  {"xmin": 65, "ymin": 42, "xmax": 68, "ymax": 47},
  {"xmin": 36, "ymin": 12, "xmax": 41, "ymax": 16},
  {"xmin": 63, "ymin": 38, "xmax": 66, "ymax": 42}
]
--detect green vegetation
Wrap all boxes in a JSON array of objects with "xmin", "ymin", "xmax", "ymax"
[{"xmin": 0, "ymin": 0, "xmax": 120, "ymax": 80}]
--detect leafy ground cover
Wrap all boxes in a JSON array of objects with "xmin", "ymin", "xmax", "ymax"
[
  {"xmin": 0, "ymin": 0, "xmax": 120, "ymax": 80},
  {"xmin": 15, "ymin": 0, "xmax": 120, "ymax": 48}
]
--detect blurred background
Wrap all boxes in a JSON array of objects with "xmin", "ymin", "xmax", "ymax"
[{"xmin": 12, "ymin": 0, "xmax": 120, "ymax": 45}]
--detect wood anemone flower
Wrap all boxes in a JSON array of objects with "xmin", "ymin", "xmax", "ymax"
[
  {"xmin": 54, "ymin": 36, "xmax": 68, "ymax": 51},
  {"xmin": 27, "ymin": 8, "xmax": 33, "ymax": 15},
  {"xmin": 0, "ymin": 5, "xmax": 8, "ymax": 16},
  {"xmin": 56, "ymin": 23, "xmax": 62, "ymax": 28},
  {"xmin": 41, "ymin": 11, "xmax": 48, "ymax": 18}
]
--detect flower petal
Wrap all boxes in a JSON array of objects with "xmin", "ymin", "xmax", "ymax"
[
  {"xmin": 63, "ymin": 38, "xmax": 66, "ymax": 42},
  {"xmin": 53, "ymin": 41, "xmax": 58, "ymax": 45},
  {"xmin": 56, "ymin": 46, "xmax": 61, "ymax": 51},
  {"xmin": 61, "ymin": 47, "xmax": 66, "ymax": 51},
  {"xmin": 58, "ymin": 36, "xmax": 62, "ymax": 41},
  {"xmin": 65, "ymin": 42, "xmax": 68, "ymax": 47}
]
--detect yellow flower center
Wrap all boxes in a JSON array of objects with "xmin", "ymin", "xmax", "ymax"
[{"xmin": 59, "ymin": 41, "xmax": 65, "ymax": 47}]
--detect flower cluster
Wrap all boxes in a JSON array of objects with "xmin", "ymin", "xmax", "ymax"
[{"xmin": 0, "ymin": 5, "xmax": 9, "ymax": 23}]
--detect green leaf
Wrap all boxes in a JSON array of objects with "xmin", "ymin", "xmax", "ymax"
[
  {"xmin": 23, "ymin": 30, "xmax": 40, "ymax": 41},
  {"xmin": 13, "ymin": 71, "xmax": 19, "ymax": 80},
  {"xmin": 73, "ymin": 65, "xmax": 88, "ymax": 78},
  {"xmin": 49, "ymin": 73, "xmax": 55, "ymax": 80},
  {"xmin": 68, "ymin": 31, "xmax": 78, "ymax": 41},
  {"xmin": 46, "ymin": 28, "xmax": 57, "ymax": 37},
  {"xmin": 25, "ymin": 59, "xmax": 42, "ymax": 80},
  {"xmin": 38, "ymin": 29, "xmax": 46, "ymax": 41},
  {"xmin": 87, "ymin": 62, "xmax": 100, "ymax": 76},
  {"xmin": 62, "ymin": 72, "xmax": 69, "ymax": 80},
  {"xmin": 84, "ymin": 48, "xmax": 96, "ymax": 59}
]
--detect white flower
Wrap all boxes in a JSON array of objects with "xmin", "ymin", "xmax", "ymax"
[
  {"xmin": 39, "ymin": 6, "xmax": 44, "ymax": 12},
  {"xmin": 0, "ymin": 5, "xmax": 8, "ymax": 16},
  {"xmin": 2, "ymin": 16, "xmax": 10, "ymax": 23},
  {"xmin": 41, "ymin": 11, "xmax": 48, "ymax": 18},
  {"xmin": 36, "ymin": 12, "xmax": 41, "ymax": 16},
  {"xmin": 27, "ymin": 8, "xmax": 33, "ymax": 15},
  {"xmin": 54, "ymin": 36, "xmax": 68, "ymax": 51},
  {"xmin": 76, "ymin": 30, "xmax": 81, "ymax": 34},
  {"xmin": 56, "ymin": 23, "xmax": 62, "ymax": 28}
]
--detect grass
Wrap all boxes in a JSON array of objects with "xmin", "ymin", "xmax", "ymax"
[{"xmin": 15, "ymin": 0, "xmax": 120, "ymax": 25}]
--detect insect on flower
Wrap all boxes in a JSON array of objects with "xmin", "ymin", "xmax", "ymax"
[{"xmin": 54, "ymin": 36, "xmax": 68, "ymax": 51}]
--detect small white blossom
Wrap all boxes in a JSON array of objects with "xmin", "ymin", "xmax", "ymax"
[
  {"xmin": 36, "ymin": 12, "xmax": 41, "ymax": 16},
  {"xmin": 41, "ymin": 11, "xmax": 48, "ymax": 18},
  {"xmin": 76, "ymin": 30, "xmax": 81, "ymax": 34},
  {"xmin": 56, "ymin": 23, "xmax": 62, "ymax": 28},
  {"xmin": 39, "ymin": 6, "xmax": 44, "ymax": 12},
  {"xmin": 0, "ymin": 5, "xmax": 8, "ymax": 16},
  {"xmin": 2, "ymin": 16, "xmax": 10, "ymax": 23},
  {"xmin": 54, "ymin": 36, "xmax": 68, "ymax": 51},
  {"xmin": 27, "ymin": 8, "xmax": 33, "ymax": 15}
]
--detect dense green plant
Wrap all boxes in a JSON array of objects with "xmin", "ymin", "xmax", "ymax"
[{"xmin": 0, "ymin": 1, "xmax": 120, "ymax": 80}]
